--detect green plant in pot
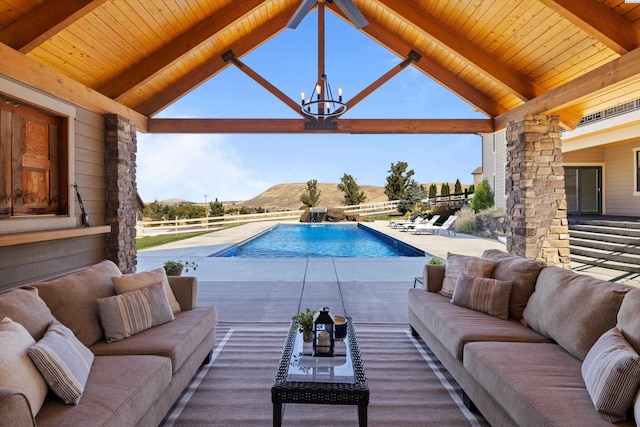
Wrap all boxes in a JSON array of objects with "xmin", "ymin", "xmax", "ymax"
[
  {"xmin": 163, "ymin": 260, "xmax": 198, "ymax": 276},
  {"xmin": 292, "ymin": 308, "xmax": 317, "ymax": 342}
]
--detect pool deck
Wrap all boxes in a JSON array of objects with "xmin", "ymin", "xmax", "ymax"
[{"xmin": 137, "ymin": 220, "xmax": 640, "ymax": 324}]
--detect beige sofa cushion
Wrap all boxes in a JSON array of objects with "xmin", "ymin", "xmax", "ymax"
[
  {"xmin": 464, "ymin": 341, "xmax": 619, "ymax": 427},
  {"xmin": 0, "ymin": 286, "xmax": 54, "ymax": 341},
  {"xmin": 482, "ymin": 249, "xmax": 546, "ymax": 320},
  {"xmin": 522, "ymin": 266, "xmax": 630, "ymax": 360},
  {"xmin": 407, "ymin": 289, "xmax": 549, "ymax": 361},
  {"xmin": 90, "ymin": 306, "xmax": 216, "ymax": 373},
  {"xmin": 111, "ymin": 268, "xmax": 181, "ymax": 314},
  {"xmin": 34, "ymin": 260, "xmax": 120, "ymax": 347},
  {"xmin": 35, "ymin": 355, "xmax": 171, "ymax": 427},
  {"xmin": 441, "ymin": 253, "xmax": 495, "ymax": 298},
  {"xmin": 0, "ymin": 318, "xmax": 48, "ymax": 417}
]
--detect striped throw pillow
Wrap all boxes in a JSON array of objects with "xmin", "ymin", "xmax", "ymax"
[
  {"xmin": 582, "ymin": 327, "xmax": 640, "ymax": 422},
  {"xmin": 451, "ymin": 273, "xmax": 512, "ymax": 320},
  {"xmin": 28, "ymin": 319, "xmax": 94, "ymax": 405},
  {"xmin": 97, "ymin": 282, "xmax": 174, "ymax": 343}
]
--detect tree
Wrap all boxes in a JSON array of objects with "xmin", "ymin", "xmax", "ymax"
[
  {"xmin": 384, "ymin": 161, "xmax": 415, "ymax": 201},
  {"xmin": 470, "ymin": 178, "xmax": 495, "ymax": 211},
  {"xmin": 468, "ymin": 183, "xmax": 475, "ymax": 193},
  {"xmin": 396, "ymin": 180, "xmax": 426, "ymax": 214},
  {"xmin": 454, "ymin": 179, "xmax": 462, "ymax": 194},
  {"xmin": 440, "ymin": 182, "xmax": 450, "ymax": 196},
  {"xmin": 428, "ymin": 183, "xmax": 438, "ymax": 198},
  {"xmin": 337, "ymin": 173, "xmax": 367, "ymax": 206},
  {"xmin": 209, "ymin": 198, "xmax": 225, "ymax": 218},
  {"xmin": 300, "ymin": 179, "xmax": 321, "ymax": 207}
]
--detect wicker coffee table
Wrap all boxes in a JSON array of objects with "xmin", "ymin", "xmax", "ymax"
[{"xmin": 271, "ymin": 317, "xmax": 369, "ymax": 426}]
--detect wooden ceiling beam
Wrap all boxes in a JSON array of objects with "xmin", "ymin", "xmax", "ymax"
[
  {"xmin": 0, "ymin": 42, "xmax": 147, "ymax": 131},
  {"xmin": 0, "ymin": 0, "xmax": 107, "ymax": 53},
  {"xmin": 347, "ymin": 13, "xmax": 505, "ymax": 118},
  {"xmin": 148, "ymin": 118, "xmax": 493, "ymax": 134},
  {"xmin": 376, "ymin": 0, "xmax": 541, "ymax": 101},
  {"xmin": 494, "ymin": 46, "xmax": 640, "ymax": 130},
  {"xmin": 135, "ymin": 3, "xmax": 297, "ymax": 117},
  {"xmin": 99, "ymin": 0, "xmax": 265, "ymax": 100},
  {"xmin": 538, "ymin": 0, "xmax": 640, "ymax": 55}
]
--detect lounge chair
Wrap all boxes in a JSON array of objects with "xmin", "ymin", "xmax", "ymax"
[
  {"xmin": 413, "ymin": 215, "xmax": 457, "ymax": 236},
  {"xmin": 388, "ymin": 213, "xmax": 421, "ymax": 228},
  {"xmin": 401, "ymin": 214, "xmax": 440, "ymax": 232}
]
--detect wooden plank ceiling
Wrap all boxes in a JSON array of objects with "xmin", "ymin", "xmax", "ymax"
[{"xmin": 1, "ymin": 0, "xmax": 639, "ymax": 134}]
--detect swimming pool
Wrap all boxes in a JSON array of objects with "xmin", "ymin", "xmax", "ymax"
[{"xmin": 215, "ymin": 224, "xmax": 425, "ymax": 258}]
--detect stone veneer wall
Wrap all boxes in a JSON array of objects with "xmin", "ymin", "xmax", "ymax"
[
  {"xmin": 104, "ymin": 114, "xmax": 137, "ymax": 273},
  {"xmin": 505, "ymin": 115, "xmax": 571, "ymax": 268}
]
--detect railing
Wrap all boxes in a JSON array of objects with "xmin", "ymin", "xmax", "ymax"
[
  {"xmin": 136, "ymin": 201, "xmax": 400, "ymax": 237},
  {"xmin": 422, "ymin": 191, "xmax": 472, "ymax": 210}
]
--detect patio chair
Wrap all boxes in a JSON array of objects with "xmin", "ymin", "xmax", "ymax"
[
  {"xmin": 400, "ymin": 214, "xmax": 440, "ymax": 232},
  {"xmin": 388, "ymin": 212, "xmax": 421, "ymax": 228},
  {"xmin": 413, "ymin": 215, "xmax": 457, "ymax": 236}
]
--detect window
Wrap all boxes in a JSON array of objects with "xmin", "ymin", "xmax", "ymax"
[{"xmin": 0, "ymin": 97, "xmax": 69, "ymax": 218}]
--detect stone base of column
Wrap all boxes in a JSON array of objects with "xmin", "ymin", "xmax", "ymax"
[
  {"xmin": 505, "ymin": 115, "xmax": 570, "ymax": 268},
  {"xmin": 104, "ymin": 114, "xmax": 137, "ymax": 273}
]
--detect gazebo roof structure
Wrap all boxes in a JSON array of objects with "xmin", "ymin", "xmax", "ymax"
[{"xmin": 1, "ymin": 0, "xmax": 639, "ymax": 134}]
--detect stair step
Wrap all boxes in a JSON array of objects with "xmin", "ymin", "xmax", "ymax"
[
  {"xmin": 569, "ymin": 224, "xmax": 640, "ymax": 238},
  {"xmin": 569, "ymin": 245, "xmax": 640, "ymax": 265},
  {"xmin": 570, "ymin": 254, "xmax": 640, "ymax": 274},
  {"xmin": 569, "ymin": 237, "xmax": 640, "ymax": 255},
  {"xmin": 568, "ymin": 218, "xmax": 640, "ymax": 230},
  {"xmin": 569, "ymin": 230, "xmax": 640, "ymax": 245}
]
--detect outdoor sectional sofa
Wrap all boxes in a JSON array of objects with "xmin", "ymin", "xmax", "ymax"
[
  {"xmin": 0, "ymin": 260, "xmax": 217, "ymax": 427},
  {"xmin": 408, "ymin": 249, "xmax": 640, "ymax": 427}
]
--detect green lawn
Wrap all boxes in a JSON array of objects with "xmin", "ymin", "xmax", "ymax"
[{"xmin": 136, "ymin": 225, "xmax": 239, "ymax": 250}]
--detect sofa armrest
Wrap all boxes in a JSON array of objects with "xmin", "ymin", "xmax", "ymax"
[
  {"xmin": 167, "ymin": 276, "xmax": 198, "ymax": 311},
  {"xmin": 423, "ymin": 264, "xmax": 445, "ymax": 293},
  {"xmin": 0, "ymin": 388, "xmax": 36, "ymax": 427}
]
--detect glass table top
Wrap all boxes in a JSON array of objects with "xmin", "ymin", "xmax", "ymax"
[{"xmin": 286, "ymin": 330, "xmax": 355, "ymax": 384}]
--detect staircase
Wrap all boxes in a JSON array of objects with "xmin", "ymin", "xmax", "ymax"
[{"xmin": 568, "ymin": 217, "xmax": 640, "ymax": 274}]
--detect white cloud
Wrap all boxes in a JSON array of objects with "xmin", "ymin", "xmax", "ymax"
[{"xmin": 136, "ymin": 133, "xmax": 270, "ymax": 203}]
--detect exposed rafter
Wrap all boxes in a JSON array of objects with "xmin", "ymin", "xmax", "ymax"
[
  {"xmin": 98, "ymin": 0, "xmax": 265, "ymax": 100},
  {"xmin": 135, "ymin": 2, "xmax": 298, "ymax": 116},
  {"xmin": 0, "ymin": 0, "xmax": 107, "ymax": 53},
  {"xmin": 538, "ymin": 0, "xmax": 640, "ymax": 55},
  {"xmin": 494, "ymin": 46, "xmax": 640, "ymax": 130},
  {"xmin": 346, "ymin": 10, "xmax": 504, "ymax": 117}
]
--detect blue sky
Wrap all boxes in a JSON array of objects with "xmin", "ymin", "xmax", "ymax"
[{"xmin": 137, "ymin": 9, "xmax": 487, "ymax": 203}]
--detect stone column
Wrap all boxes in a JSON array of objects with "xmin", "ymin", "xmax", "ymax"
[
  {"xmin": 505, "ymin": 115, "xmax": 570, "ymax": 268},
  {"xmin": 104, "ymin": 114, "xmax": 137, "ymax": 273}
]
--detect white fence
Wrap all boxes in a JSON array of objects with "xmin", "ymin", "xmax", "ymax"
[{"xmin": 136, "ymin": 201, "xmax": 400, "ymax": 238}]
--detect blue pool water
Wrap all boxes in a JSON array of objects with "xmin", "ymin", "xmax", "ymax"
[{"xmin": 216, "ymin": 224, "xmax": 425, "ymax": 258}]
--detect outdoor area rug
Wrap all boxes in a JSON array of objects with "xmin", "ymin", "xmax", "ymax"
[{"xmin": 162, "ymin": 322, "xmax": 488, "ymax": 426}]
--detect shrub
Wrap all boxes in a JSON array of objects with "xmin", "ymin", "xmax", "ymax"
[
  {"xmin": 470, "ymin": 178, "xmax": 494, "ymax": 211},
  {"xmin": 454, "ymin": 206, "xmax": 477, "ymax": 234},
  {"xmin": 427, "ymin": 257, "xmax": 444, "ymax": 265}
]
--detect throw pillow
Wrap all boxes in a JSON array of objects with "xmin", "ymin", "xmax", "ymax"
[
  {"xmin": 0, "ymin": 317, "xmax": 48, "ymax": 417},
  {"xmin": 440, "ymin": 253, "xmax": 495, "ymax": 298},
  {"xmin": 582, "ymin": 327, "xmax": 640, "ymax": 422},
  {"xmin": 451, "ymin": 273, "xmax": 512, "ymax": 320},
  {"xmin": 0, "ymin": 286, "xmax": 55, "ymax": 341},
  {"xmin": 111, "ymin": 267, "xmax": 181, "ymax": 313},
  {"xmin": 28, "ymin": 319, "xmax": 95, "ymax": 405},
  {"xmin": 97, "ymin": 283, "xmax": 174, "ymax": 343}
]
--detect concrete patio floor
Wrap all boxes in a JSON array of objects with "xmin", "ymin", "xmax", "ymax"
[{"xmin": 137, "ymin": 220, "xmax": 640, "ymax": 324}]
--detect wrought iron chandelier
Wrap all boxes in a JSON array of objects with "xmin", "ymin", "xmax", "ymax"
[{"xmin": 300, "ymin": 74, "xmax": 346, "ymax": 118}]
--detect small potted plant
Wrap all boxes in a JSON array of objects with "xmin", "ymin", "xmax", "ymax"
[
  {"xmin": 163, "ymin": 260, "xmax": 198, "ymax": 276},
  {"xmin": 292, "ymin": 307, "xmax": 317, "ymax": 342}
]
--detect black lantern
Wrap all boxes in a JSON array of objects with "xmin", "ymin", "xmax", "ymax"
[{"xmin": 313, "ymin": 307, "xmax": 335, "ymax": 357}]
